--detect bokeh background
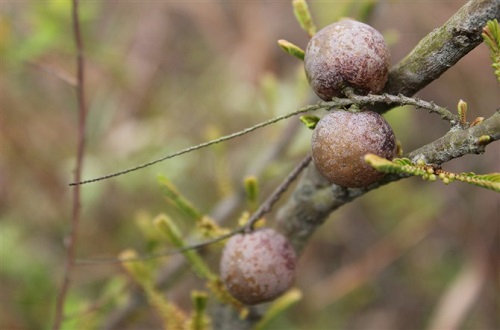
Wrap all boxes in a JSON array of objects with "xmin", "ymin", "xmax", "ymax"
[{"xmin": 1, "ymin": 1, "xmax": 499, "ymax": 329}]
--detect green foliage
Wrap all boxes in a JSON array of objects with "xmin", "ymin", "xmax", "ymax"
[
  {"xmin": 244, "ymin": 176, "xmax": 259, "ymax": 212},
  {"xmin": 254, "ymin": 288, "xmax": 303, "ymax": 330},
  {"xmin": 299, "ymin": 115, "xmax": 320, "ymax": 129},
  {"xmin": 152, "ymin": 212, "xmax": 247, "ymax": 316},
  {"xmin": 120, "ymin": 211, "xmax": 248, "ymax": 326},
  {"xmin": 159, "ymin": 176, "xmax": 203, "ymax": 221},
  {"xmin": 277, "ymin": 39, "xmax": 305, "ymax": 60},
  {"xmin": 292, "ymin": 0, "xmax": 317, "ymax": 37},
  {"xmin": 482, "ymin": 19, "xmax": 500, "ymax": 84},
  {"xmin": 158, "ymin": 176, "xmax": 229, "ymax": 239},
  {"xmin": 453, "ymin": 172, "xmax": 500, "ymax": 192},
  {"xmin": 365, "ymin": 154, "xmax": 500, "ymax": 192},
  {"xmin": 2, "ymin": 1, "xmax": 100, "ymax": 65},
  {"xmin": 120, "ymin": 249, "xmax": 187, "ymax": 329},
  {"xmin": 187, "ymin": 291, "xmax": 212, "ymax": 330},
  {"xmin": 154, "ymin": 215, "xmax": 216, "ymax": 280},
  {"xmin": 0, "ymin": 223, "xmax": 55, "ymax": 328}
]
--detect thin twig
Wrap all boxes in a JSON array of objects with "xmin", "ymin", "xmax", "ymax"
[
  {"xmin": 75, "ymin": 229, "xmax": 241, "ymax": 265},
  {"xmin": 69, "ymin": 104, "xmax": 323, "ymax": 186},
  {"xmin": 245, "ymin": 154, "xmax": 313, "ymax": 231},
  {"xmin": 335, "ymin": 88, "xmax": 460, "ymax": 125},
  {"xmin": 75, "ymin": 155, "xmax": 313, "ymax": 265},
  {"xmin": 70, "ymin": 91, "xmax": 460, "ymax": 187},
  {"xmin": 53, "ymin": 1, "xmax": 87, "ymax": 329}
]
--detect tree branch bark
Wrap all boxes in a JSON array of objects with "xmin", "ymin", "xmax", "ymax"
[
  {"xmin": 277, "ymin": 111, "xmax": 499, "ymax": 254},
  {"xmin": 372, "ymin": 0, "xmax": 500, "ymax": 113}
]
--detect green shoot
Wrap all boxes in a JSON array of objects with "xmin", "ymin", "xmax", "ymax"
[
  {"xmin": 300, "ymin": 115, "xmax": 320, "ymax": 129},
  {"xmin": 365, "ymin": 154, "xmax": 500, "ymax": 193},
  {"xmin": 119, "ymin": 249, "xmax": 187, "ymax": 329},
  {"xmin": 277, "ymin": 39, "xmax": 305, "ymax": 60},
  {"xmin": 154, "ymin": 215, "xmax": 216, "ymax": 280},
  {"xmin": 482, "ymin": 19, "xmax": 500, "ymax": 84},
  {"xmin": 292, "ymin": 0, "xmax": 317, "ymax": 37},
  {"xmin": 187, "ymin": 291, "xmax": 211, "ymax": 330},
  {"xmin": 254, "ymin": 288, "xmax": 302, "ymax": 330},
  {"xmin": 457, "ymin": 99, "xmax": 468, "ymax": 127},
  {"xmin": 244, "ymin": 176, "xmax": 259, "ymax": 212}
]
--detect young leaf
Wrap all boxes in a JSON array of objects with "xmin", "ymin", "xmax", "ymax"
[
  {"xmin": 154, "ymin": 215, "xmax": 216, "ymax": 280},
  {"xmin": 455, "ymin": 172, "xmax": 500, "ymax": 192},
  {"xmin": 364, "ymin": 154, "xmax": 426, "ymax": 176},
  {"xmin": 254, "ymin": 288, "xmax": 302, "ymax": 330},
  {"xmin": 197, "ymin": 216, "xmax": 230, "ymax": 240},
  {"xmin": 244, "ymin": 176, "xmax": 259, "ymax": 212},
  {"xmin": 300, "ymin": 115, "xmax": 320, "ymax": 129},
  {"xmin": 292, "ymin": 0, "xmax": 317, "ymax": 37},
  {"xmin": 482, "ymin": 19, "xmax": 500, "ymax": 84},
  {"xmin": 119, "ymin": 249, "xmax": 187, "ymax": 329},
  {"xmin": 187, "ymin": 291, "xmax": 211, "ymax": 330},
  {"xmin": 366, "ymin": 154, "xmax": 500, "ymax": 193},
  {"xmin": 158, "ymin": 176, "xmax": 202, "ymax": 221},
  {"xmin": 277, "ymin": 39, "xmax": 305, "ymax": 60}
]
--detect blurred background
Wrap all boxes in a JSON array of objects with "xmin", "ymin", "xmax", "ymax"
[{"xmin": 1, "ymin": 1, "xmax": 498, "ymax": 329}]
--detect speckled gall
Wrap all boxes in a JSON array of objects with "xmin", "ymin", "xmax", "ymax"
[
  {"xmin": 220, "ymin": 228, "xmax": 296, "ymax": 305},
  {"xmin": 304, "ymin": 19, "xmax": 390, "ymax": 100},
  {"xmin": 311, "ymin": 110, "xmax": 397, "ymax": 188}
]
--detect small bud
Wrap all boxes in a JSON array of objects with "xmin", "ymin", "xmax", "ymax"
[
  {"xmin": 457, "ymin": 99, "xmax": 468, "ymax": 126},
  {"xmin": 293, "ymin": 0, "xmax": 317, "ymax": 37},
  {"xmin": 300, "ymin": 115, "xmax": 320, "ymax": 129},
  {"xmin": 470, "ymin": 117, "xmax": 484, "ymax": 127},
  {"xmin": 478, "ymin": 135, "xmax": 491, "ymax": 144},
  {"xmin": 244, "ymin": 176, "xmax": 259, "ymax": 211}
]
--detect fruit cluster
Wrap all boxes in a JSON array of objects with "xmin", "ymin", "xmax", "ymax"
[
  {"xmin": 305, "ymin": 19, "xmax": 397, "ymax": 188},
  {"xmin": 220, "ymin": 19, "xmax": 397, "ymax": 306}
]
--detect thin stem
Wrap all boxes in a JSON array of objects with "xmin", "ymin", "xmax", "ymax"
[
  {"xmin": 245, "ymin": 154, "xmax": 312, "ymax": 231},
  {"xmin": 53, "ymin": 1, "xmax": 87, "ymax": 329},
  {"xmin": 75, "ymin": 155, "xmax": 313, "ymax": 265},
  {"xmin": 70, "ymin": 90, "xmax": 460, "ymax": 187},
  {"xmin": 69, "ymin": 104, "xmax": 322, "ymax": 186},
  {"xmin": 336, "ymin": 89, "xmax": 460, "ymax": 125},
  {"xmin": 76, "ymin": 229, "xmax": 241, "ymax": 265}
]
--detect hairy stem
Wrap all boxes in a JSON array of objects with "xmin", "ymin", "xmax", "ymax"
[{"xmin": 333, "ymin": 89, "xmax": 460, "ymax": 125}]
